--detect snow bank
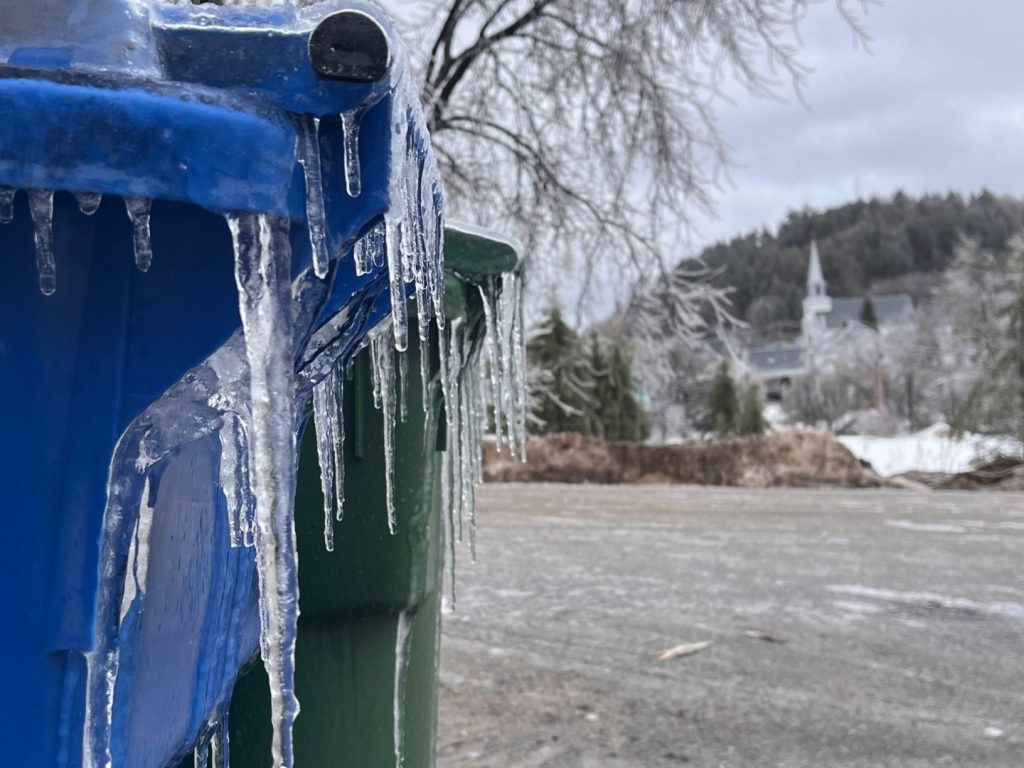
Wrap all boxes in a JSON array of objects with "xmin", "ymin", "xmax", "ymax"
[{"xmin": 838, "ymin": 423, "xmax": 1023, "ymax": 477}]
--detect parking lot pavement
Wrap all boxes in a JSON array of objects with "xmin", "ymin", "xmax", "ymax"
[{"xmin": 437, "ymin": 484, "xmax": 1024, "ymax": 768}]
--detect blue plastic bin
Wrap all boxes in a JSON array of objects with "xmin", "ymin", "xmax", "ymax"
[{"xmin": 0, "ymin": 2, "xmax": 436, "ymax": 765}]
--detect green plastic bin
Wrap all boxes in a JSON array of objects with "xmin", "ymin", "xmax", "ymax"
[{"xmin": 209, "ymin": 224, "xmax": 521, "ymax": 768}]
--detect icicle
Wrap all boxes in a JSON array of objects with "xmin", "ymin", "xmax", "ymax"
[
  {"xmin": 27, "ymin": 189, "xmax": 56, "ymax": 296},
  {"xmin": 83, "ymin": 472, "xmax": 149, "ymax": 768},
  {"xmin": 312, "ymin": 375, "xmax": 337, "ymax": 552},
  {"xmin": 510, "ymin": 274, "xmax": 529, "ymax": 461},
  {"xmin": 416, "ymin": 153, "xmax": 445, "ymax": 344},
  {"xmin": 0, "ymin": 186, "xmax": 15, "ymax": 223},
  {"xmin": 461, "ymin": 359, "xmax": 479, "ymax": 562},
  {"xmin": 398, "ymin": 348, "xmax": 409, "ymax": 424},
  {"xmin": 429, "ymin": 182, "xmax": 447, "ymax": 327},
  {"xmin": 194, "ymin": 740, "xmax": 209, "ymax": 768},
  {"xmin": 371, "ymin": 332, "xmax": 399, "ymax": 534},
  {"xmin": 340, "ymin": 107, "xmax": 365, "ymax": 198},
  {"xmin": 241, "ymin": 419, "xmax": 257, "ymax": 549},
  {"xmin": 385, "ymin": 218, "xmax": 410, "ymax": 352},
  {"xmin": 371, "ymin": 224, "xmax": 388, "ymax": 270},
  {"xmin": 210, "ymin": 717, "xmax": 230, "ymax": 768},
  {"xmin": 383, "ymin": 77, "xmax": 422, "ymax": 354},
  {"xmin": 124, "ymin": 197, "xmax": 154, "ymax": 273},
  {"xmin": 219, "ymin": 415, "xmax": 249, "ymax": 549},
  {"xmin": 496, "ymin": 277, "xmax": 517, "ymax": 455},
  {"xmin": 353, "ymin": 220, "xmax": 385, "ymax": 277},
  {"xmin": 392, "ymin": 609, "xmax": 416, "ymax": 768},
  {"xmin": 478, "ymin": 282, "xmax": 503, "ymax": 450},
  {"xmin": 297, "ymin": 115, "xmax": 330, "ymax": 280},
  {"xmin": 329, "ymin": 370, "xmax": 346, "ymax": 521},
  {"xmin": 74, "ymin": 191, "xmax": 103, "ymax": 216},
  {"xmin": 228, "ymin": 212, "xmax": 300, "ymax": 768},
  {"xmin": 437, "ymin": 325, "xmax": 455, "ymax": 560},
  {"xmin": 440, "ymin": 438, "xmax": 457, "ymax": 612},
  {"xmin": 370, "ymin": 340, "xmax": 384, "ymax": 411},
  {"xmin": 419, "ymin": 335, "xmax": 432, "ymax": 414},
  {"xmin": 446, "ymin": 322, "xmax": 467, "ymax": 543},
  {"xmin": 400, "ymin": 223, "xmax": 415, "ymax": 284}
]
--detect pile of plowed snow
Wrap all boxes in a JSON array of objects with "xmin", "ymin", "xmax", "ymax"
[{"xmin": 838, "ymin": 423, "xmax": 1023, "ymax": 477}]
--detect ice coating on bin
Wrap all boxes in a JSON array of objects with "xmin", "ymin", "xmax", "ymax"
[{"xmin": 0, "ymin": 0, "xmax": 161, "ymax": 76}]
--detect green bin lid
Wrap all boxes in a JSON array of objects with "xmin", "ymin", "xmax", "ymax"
[{"xmin": 443, "ymin": 221, "xmax": 522, "ymax": 278}]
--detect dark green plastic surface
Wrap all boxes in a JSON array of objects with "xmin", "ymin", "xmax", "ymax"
[
  {"xmin": 225, "ymin": 332, "xmax": 444, "ymax": 768},
  {"xmin": 443, "ymin": 225, "xmax": 520, "ymax": 279}
]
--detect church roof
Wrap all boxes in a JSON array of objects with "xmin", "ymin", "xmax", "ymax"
[{"xmin": 825, "ymin": 295, "xmax": 914, "ymax": 329}]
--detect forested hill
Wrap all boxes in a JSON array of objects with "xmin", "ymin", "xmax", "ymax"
[{"xmin": 694, "ymin": 190, "xmax": 1024, "ymax": 331}]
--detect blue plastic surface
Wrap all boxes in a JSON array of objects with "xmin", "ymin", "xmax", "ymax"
[{"xmin": 0, "ymin": 2, "xmax": 424, "ymax": 765}]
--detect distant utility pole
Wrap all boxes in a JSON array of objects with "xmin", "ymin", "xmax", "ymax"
[{"xmin": 875, "ymin": 342, "xmax": 886, "ymax": 414}]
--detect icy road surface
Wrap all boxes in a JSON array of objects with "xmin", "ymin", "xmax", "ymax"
[{"xmin": 438, "ymin": 485, "xmax": 1024, "ymax": 768}]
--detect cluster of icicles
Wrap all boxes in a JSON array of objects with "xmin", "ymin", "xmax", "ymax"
[
  {"xmin": 0, "ymin": 187, "xmax": 153, "ymax": 292},
  {"xmin": 29, "ymin": 64, "xmax": 530, "ymax": 768}
]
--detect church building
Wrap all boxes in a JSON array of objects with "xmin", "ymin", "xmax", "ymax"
[{"xmin": 730, "ymin": 240, "xmax": 915, "ymax": 398}]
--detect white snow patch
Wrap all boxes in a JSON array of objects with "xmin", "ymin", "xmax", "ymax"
[{"xmin": 838, "ymin": 423, "xmax": 1023, "ymax": 477}]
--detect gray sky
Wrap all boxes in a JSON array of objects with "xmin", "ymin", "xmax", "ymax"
[{"xmin": 688, "ymin": 0, "xmax": 1024, "ymax": 248}]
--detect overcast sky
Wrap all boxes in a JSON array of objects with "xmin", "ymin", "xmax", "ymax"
[{"xmin": 687, "ymin": 0, "xmax": 1024, "ymax": 249}]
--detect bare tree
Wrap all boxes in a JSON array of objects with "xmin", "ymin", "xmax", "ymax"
[{"xmin": 382, "ymin": 0, "xmax": 872, "ymax": 299}]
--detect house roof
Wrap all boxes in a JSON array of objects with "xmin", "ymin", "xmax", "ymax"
[
  {"xmin": 745, "ymin": 342, "xmax": 806, "ymax": 376},
  {"xmin": 825, "ymin": 294, "xmax": 914, "ymax": 330}
]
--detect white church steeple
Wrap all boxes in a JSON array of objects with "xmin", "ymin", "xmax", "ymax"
[
  {"xmin": 807, "ymin": 239, "xmax": 826, "ymax": 296},
  {"xmin": 802, "ymin": 239, "xmax": 832, "ymax": 341}
]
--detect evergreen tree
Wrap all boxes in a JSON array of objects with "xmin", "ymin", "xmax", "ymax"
[
  {"xmin": 860, "ymin": 295, "xmax": 879, "ymax": 330},
  {"xmin": 737, "ymin": 384, "xmax": 767, "ymax": 436},
  {"xmin": 585, "ymin": 334, "xmax": 649, "ymax": 442},
  {"xmin": 585, "ymin": 334, "xmax": 610, "ymax": 439},
  {"xmin": 526, "ymin": 303, "xmax": 591, "ymax": 434},
  {"xmin": 606, "ymin": 341, "xmax": 649, "ymax": 441},
  {"xmin": 707, "ymin": 361, "xmax": 739, "ymax": 436}
]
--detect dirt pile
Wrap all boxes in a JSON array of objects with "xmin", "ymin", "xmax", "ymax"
[
  {"xmin": 937, "ymin": 456, "xmax": 1024, "ymax": 491},
  {"xmin": 484, "ymin": 430, "xmax": 879, "ymax": 488}
]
